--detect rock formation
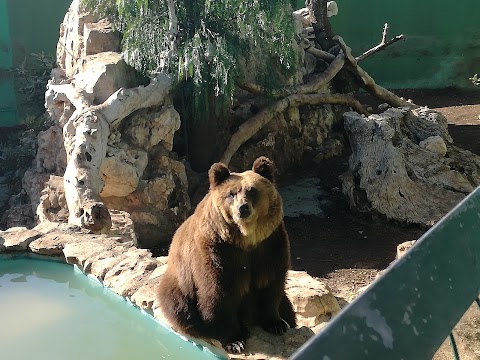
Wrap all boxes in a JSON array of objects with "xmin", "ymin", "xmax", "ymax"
[
  {"xmin": 8, "ymin": 0, "xmax": 190, "ymax": 247},
  {"xmin": 341, "ymin": 107, "xmax": 480, "ymax": 226}
]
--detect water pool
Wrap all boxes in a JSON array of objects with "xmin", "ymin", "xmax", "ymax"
[{"xmin": 0, "ymin": 256, "xmax": 223, "ymax": 360}]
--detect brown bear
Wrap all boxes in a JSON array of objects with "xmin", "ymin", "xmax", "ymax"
[{"xmin": 157, "ymin": 156, "xmax": 296, "ymax": 353}]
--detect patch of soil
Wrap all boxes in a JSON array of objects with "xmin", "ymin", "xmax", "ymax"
[{"xmin": 284, "ymin": 154, "xmax": 426, "ymax": 301}]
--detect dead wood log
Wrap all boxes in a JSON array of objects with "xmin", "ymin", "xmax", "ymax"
[
  {"xmin": 297, "ymin": 35, "xmax": 335, "ymax": 63},
  {"xmin": 220, "ymin": 93, "xmax": 369, "ymax": 165},
  {"xmin": 238, "ymin": 51, "xmax": 345, "ymax": 97},
  {"xmin": 334, "ymin": 35, "xmax": 417, "ymax": 109},
  {"xmin": 49, "ymin": 74, "xmax": 173, "ymax": 233},
  {"xmin": 307, "ymin": 0, "xmax": 335, "ymax": 47},
  {"xmin": 224, "ymin": 3, "xmax": 412, "ymax": 168},
  {"xmin": 356, "ymin": 23, "xmax": 406, "ymax": 62}
]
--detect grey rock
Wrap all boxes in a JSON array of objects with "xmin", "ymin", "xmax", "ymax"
[
  {"xmin": 341, "ymin": 108, "xmax": 479, "ymax": 226},
  {"xmin": 419, "ymin": 135, "xmax": 447, "ymax": 156},
  {"xmin": 103, "ymin": 255, "xmax": 158, "ymax": 297},
  {"xmin": 1, "ymin": 228, "xmax": 41, "ymax": 251},
  {"xmin": 84, "ymin": 19, "xmax": 120, "ymax": 56},
  {"xmin": 72, "ymin": 52, "xmax": 136, "ymax": 104},
  {"xmin": 63, "ymin": 236, "xmax": 116, "ymax": 267},
  {"xmin": 131, "ymin": 280, "xmax": 160, "ymax": 310},
  {"xmin": 29, "ymin": 232, "xmax": 79, "ymax": 256}
]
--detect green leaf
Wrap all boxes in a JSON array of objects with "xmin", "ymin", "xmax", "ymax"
[{"xmin": 188, "ymin": 63, "xmax": 194, "ymax": 78}]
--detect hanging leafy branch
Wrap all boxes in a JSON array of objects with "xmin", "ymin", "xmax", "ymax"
[{"xmin": 80, "ymin": 0, "xmax": 299, "ymax": 122}]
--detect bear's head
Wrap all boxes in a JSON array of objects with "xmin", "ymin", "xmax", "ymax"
[{"xmin": 208, "ymin": 157, "xmax": 283, "ymax": 247}]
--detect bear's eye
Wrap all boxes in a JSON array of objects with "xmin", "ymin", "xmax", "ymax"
[
  {"xmin": 247, "ymin": 187, "xmax": 258, "ymax": 199},
  {"xmin": 227, "ymin": 191, "xmax": 235, "ymax": 199}
]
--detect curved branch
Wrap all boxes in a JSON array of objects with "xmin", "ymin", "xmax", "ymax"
[
  {"xmin": 296, "ymin": 52, "xmax": 345, "ymax": 94},
  {"xmin": 238, "ymin": 52, "xmax": 345, "ymax": 98},
  {"xmin": 297, "ymin": 35, "xmax": 335, "ymax": 63},
  {"xmin": 220, "ymin": 93, "xmax": 369, "ymax": 165}
]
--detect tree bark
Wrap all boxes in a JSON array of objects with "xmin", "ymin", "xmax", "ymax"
[
  {"xmin": 49, "ymin": 74, "xmax": 173, "ymax": 233},
  {"xmin": 307, "ymin": 0, "xmax": 334, "ymax": 47},
  {"xmin": 238, "ymin": 51, "xmax": 345, "ymax": 98},
  {"xmin": 341, "ymin": 108, "xmax": 480, "ymax": 226}
]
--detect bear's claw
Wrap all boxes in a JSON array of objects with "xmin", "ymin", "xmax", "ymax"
[
  {"xmin": 263, "ymin": 318, "xmax": 289, "ymax": 335},
  {"xmin": 225, "ymin": 340, "xmax": 246, "ymax": 354}
]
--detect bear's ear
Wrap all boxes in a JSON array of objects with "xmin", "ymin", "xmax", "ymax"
[
  {"xmin": 208, "ymin": 162, "xmax": 230, "ymax": 188},
  {"xmin": 252, "ymin": 156, "xmax": 276, "ymax": 182}
]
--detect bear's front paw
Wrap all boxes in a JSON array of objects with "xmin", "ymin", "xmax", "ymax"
[
  {"xmin": 262, "ymin": 318, "xmax": 289, "ymax": 335},
  {"xmin": 225, "ymin": 340, "xmax": 246, "ymax": 354}
]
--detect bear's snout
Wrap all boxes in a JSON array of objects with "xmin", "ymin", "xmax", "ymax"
[{"xmin": 238, "ymin": 203, "xmax": 252, "ymax": 218}]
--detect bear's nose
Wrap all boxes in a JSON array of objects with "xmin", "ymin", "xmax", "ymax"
[{"xmin": 239, "ymin": 204, "xmax": 251, "ymax": 218}]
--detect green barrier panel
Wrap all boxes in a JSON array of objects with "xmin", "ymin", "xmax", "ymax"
[
  {"xmin": 0, "ymin": 0, "xmax": 17, "ymax": 126},
  {"xmin": 290, "ymin": 186, "xmax": 480, "ymax": 359}
]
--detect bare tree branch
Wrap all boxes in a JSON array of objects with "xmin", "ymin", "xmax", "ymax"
[
  {"xmin": 238, "ymin": 51, "xmax": 345, "ymax": 98},
  {"xmin": 296, "ymin": 35, "xmax": 335, "ymax": 63},
  {"xmin": 334, "ymin": 35, "xmax": 417, "ymax": 109},
  {"xmin": 356, "ymin": 23, "xmax": 406, "ymax": 62}
]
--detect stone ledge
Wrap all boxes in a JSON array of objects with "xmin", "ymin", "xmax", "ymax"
[
  {"xmin": 0, "ymin": 227, "xmax": 42, "ymax": 251},
  {"xmin": 0, "ymin": 224, "xmax": 341, "ymax": 359}
]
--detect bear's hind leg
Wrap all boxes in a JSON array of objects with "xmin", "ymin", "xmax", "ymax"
[
  {"xmin": 200, "ymin": 294, "xmax": 249, "ymax": 353},
  {"xmin": 279, "ymin": 292, "xmax": 297, "ymax": 329},
  {"xmin": 257, "ymin": 286, "xmax": 290, "ymax": 335},
  {"xmin": 158, "ymin": 274, "xmax": 205, "ymax": 337}
]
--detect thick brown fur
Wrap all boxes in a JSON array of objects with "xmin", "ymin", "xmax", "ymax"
[{"xmin": 157, "ymin": 157, "xmax": 296, "ymax": 353}]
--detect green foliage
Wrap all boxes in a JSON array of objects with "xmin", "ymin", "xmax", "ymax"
[
  {"xmin": 469, "ymin": 74, "xmax": 480, "ymax": 86},
  {"xmin": 11, "ymin": 52, "xmax": 55, "ymax": 118},
  {"xmin": 0, "ymin": 128, "xmax": 35, "ymax": 188},
  {"xmin": 1, "ymin": 53, "xmax": 54, "ymax": 192},
  {"xmin": 80, "ymin": 0, "xmax": 299, "ymax": 122}
]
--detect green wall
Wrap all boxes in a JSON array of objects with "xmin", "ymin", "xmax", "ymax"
[
  {"xmin": 0, "ymin": 0, "xmax": 17, "ymax": 126},
  {"xmin": 2, "ymin": 0, "xmax": 71, "ymax": 126},
  {"xmin": 330, "ymin": 0, "xmax": 480, "ymax": 89},
  {"xmin": 8, "ymin": 0, "xmax": 71, "ymax": 61}
]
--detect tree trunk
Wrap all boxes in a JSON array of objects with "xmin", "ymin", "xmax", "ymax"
[
  {"xmin": 307, "ymin": 0, "xmax": 335, "ymax": 50},
  {"xmin": 220, "ymin": 93, "xmax": 369, "ymax": 165}
]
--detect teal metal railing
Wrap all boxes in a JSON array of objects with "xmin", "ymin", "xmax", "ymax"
[{"xmin": 291, "ymin": 186, "xmax": 480, "ymax": 359}]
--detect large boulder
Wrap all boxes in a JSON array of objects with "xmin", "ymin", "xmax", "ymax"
[
  {"xmin": 341, "ymin": 107, "xmax": 480, "ymax": 226},
  {"xmin": 72, "ymin": 52, "xmax": 136, "ymax": 104}
]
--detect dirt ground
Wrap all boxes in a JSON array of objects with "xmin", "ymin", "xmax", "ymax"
[{"xmin": 285, "ymin": 88, "xmax": 480, "ymax": 359}]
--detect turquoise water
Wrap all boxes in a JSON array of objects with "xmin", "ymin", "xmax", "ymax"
[{"xmin": 0, "ymin": 257, "xmax": 222, "ymax": 360}]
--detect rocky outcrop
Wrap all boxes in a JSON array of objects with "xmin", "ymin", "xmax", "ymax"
[
  {"xmin": 341, "ymin": 107, "xmax": 480, "ymax": 226},
  {"xmin": 5, "ymin": 0, "xmax": 189, "ymax": 247},
  {"xmin": 72, "ymin": 51, "xmax": 137, "ymax": 104},
  {"xmin": 0, "ymin": 226, "xmax": 340, "ymax": 360}
]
